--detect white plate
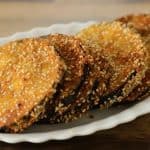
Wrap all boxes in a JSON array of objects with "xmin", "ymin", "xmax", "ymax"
[{"xmin": 0, "ymin": 22, "xmax": 149, "ymax": 143}]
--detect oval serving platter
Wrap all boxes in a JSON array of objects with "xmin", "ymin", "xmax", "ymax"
[{"xmin": 0, "ymin": 22, "xmax": 149, "ymax": 143}]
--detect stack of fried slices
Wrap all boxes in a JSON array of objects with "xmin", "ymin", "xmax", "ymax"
[{"xmin": 0, "ymin": 14, "xmax": 149, "ymax": 133}]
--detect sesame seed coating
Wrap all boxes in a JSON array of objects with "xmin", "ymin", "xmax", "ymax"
[
  {"xmin": 49, "ymin": 65, "xmax": 90, "ymax": 123},
  {"xmin": 42, "ymin": 34, "xmax": 86, "ymax": 99},
  {"xmin": 118, "ymin": 14, "xmax": 150, "ymax": 36},
  {"xmin": 79, "ymin": 46, "xmax": 113, "ymax": 109},
  {"xmin": 0, "ymin": 38, "xmax": 65, "ymax": 132},
  {"xmin": 117, "ymin": 14, "xmax": 150, "ymax": 101},
  {"xmin": 77, "ymin": 21, "xmax": 148, "ymax": 106},
  {"xmin": 0, "ymin": 15, "xmax": 149, "ymax": 131},
  {"xmin": 49, "ymin": 52, "xmax": 112, "ymax": 123},
  {"xmin": 40, "ymin": 34, "xmax": 88, "ymax": 123}
]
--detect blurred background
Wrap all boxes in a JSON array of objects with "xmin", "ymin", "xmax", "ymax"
[{"xmin": 0, "ymin": 0, "xmax": 149, "ymax": 37}]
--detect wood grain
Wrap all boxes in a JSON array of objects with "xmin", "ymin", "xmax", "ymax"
[{"xmin": 0, "ymin": 0, "xmax": 149, "ymax": 149}]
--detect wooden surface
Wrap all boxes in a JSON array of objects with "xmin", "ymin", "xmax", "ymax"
[{"xmin": 0, "ymin": 0, "xmax": 150, "ymax": 149}]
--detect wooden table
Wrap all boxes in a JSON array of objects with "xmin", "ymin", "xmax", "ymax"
[{"xmin": 0, "ymin": 0, "xmax": 149, "ymax": 149}]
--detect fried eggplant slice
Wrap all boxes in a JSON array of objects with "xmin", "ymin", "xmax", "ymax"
[
  {"xmin": 77, "ymin": 21, "xmax": 148, "ymax": 107},
  {"xmin": 0, "ymin": 38, "xmax": 65, "ymax": 132},
  {"xmin": 118, "ymin": 14, "xmax": 150, "ymax": 36},
  {"xmin": 40, "ymin": 34, "xmax": 88, "ymax": 123},
  {"xmin": 41, "ymin": 34, "xmax": 112, "ymax": 123},
  {"xmin": 50, "ymin": 50, "xmax": 113, "ymax": 123},
  {"xmin": 117, "ymin": 14, "xmax": 150, "ymax": 101}
]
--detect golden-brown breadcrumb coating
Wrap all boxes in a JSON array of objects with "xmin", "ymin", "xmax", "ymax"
[
  {"xmin": 40, "ymin": 34, "xmax": 88, "ymax": 123},
  {"xmin": 77, "ymin": 21, "xmax": 148, "ymax": 107},
  {"xmin": 117, "ymin": 14, "xmax": 150, "ymax": 101},
  {"xmin": 41, "ymin": 34, "xmax": 112, "ymax": 123},
  {"xmin": 0, "ymin": 38, "xmax": 65, "ymax": 132}
]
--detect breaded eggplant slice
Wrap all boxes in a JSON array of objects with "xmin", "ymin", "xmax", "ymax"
[
  {"xmin": 77, "ymin": 21, "xmax": 148, "ymax": 107},
  {"xmin": 117, "ymin": 14, "xmax": 150, "ymax": 101},
  {"xmin": 50, "ymin": 50, "xmax": 113, "ymax": 123},
  {"xmin": 118, "ymin": 14, "xmax": 150, "ymax": 36},
  {"xmin": 0, "ymin": 38, "xmax": 65, "ymax": 133},
  {"xmin": 40, "ymin": 34, "xmax": 88, "ymax": 123},
  {"xmin": 41, "ymin": 34, "xmax": 112, "ymax": 123}
]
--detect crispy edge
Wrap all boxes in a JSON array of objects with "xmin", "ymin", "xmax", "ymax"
[
  {"xmin": 0, "ymin": 38, "xmax": 65, "ymax": 133},
  {"xmin": 117, "ymin": 14, "xmax": 150, "ymax": 101},
  {"xmin": 77, "ymin": 21, "xmax": 148, "ymax": 107}
]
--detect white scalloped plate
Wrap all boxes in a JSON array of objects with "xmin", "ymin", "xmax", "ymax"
[{"xmin": 0, "ymin": 22, "xmax": 149, "ymax": 143}]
